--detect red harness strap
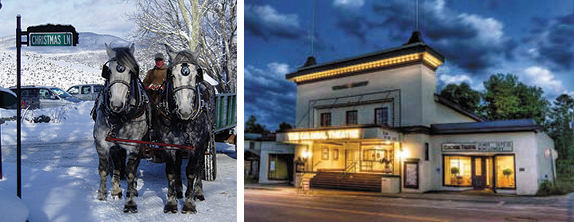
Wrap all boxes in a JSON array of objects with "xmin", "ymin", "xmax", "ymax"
[{"xmin": 105, "ymin": 136, "xmax": 198, "ymax": 152}]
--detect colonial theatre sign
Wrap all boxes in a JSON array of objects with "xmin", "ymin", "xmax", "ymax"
[{"xmin": 277, "ymin": 126, "xmax": 400, "ymax": 143}]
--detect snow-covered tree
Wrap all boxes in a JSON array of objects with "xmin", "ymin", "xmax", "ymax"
[{"xmin": 127, "ymin": 0, "xmax": 236, "ymax": 93}]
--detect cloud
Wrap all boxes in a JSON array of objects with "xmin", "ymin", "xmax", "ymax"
[
  {"xmin": 527, "ymin": 13, "xmax": 574, "ymax": 71},
  {"xmin": 438, "ymin": 74, "xmax": 474, "ymax": 86},
  {"xmin": 245, "ymin": 63, "xmax": 297, "ymax": 130},
  {"xmin": 371, "ymin": 0, "xmax": 517, "ymax": 74},
  {"xmin": 245, "ymin": 4, "xmax": 304, "ymax": 40},
  {"xmin": 523, "ymin": 66, "xmax": 571, "ymax": 97},
  {"xmin": 333, "ymin": 0, "xmax": 365, "ymax": 9},
  {"xmin": 332, "ymin": 0, "xmax": 377, "ymax": 44}
]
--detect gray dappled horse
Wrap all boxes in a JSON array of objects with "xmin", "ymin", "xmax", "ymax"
[
  {"xmin": 157, "ymin": 45, "xmax": 216, "ymax": 214},
  {"xmin": 92, "ymin": 44, "xmax": 151, "ymax": 213}
]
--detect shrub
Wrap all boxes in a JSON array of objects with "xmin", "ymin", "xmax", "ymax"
[
  {"xmin": 33, "ymin": 115, "xmax": 51, "ymax": 123},
  {"xmin": 244, "ymin": 175, "xmax": 259, "ymax": 184},
  {"xmin": 536, "ymin": 180, "xmax": 554, "ymax": 196},
  {"xmin": 536, "ymin": 179, "xmax": 573, "ymax": 196}
]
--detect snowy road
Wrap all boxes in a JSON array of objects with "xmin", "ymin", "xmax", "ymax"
[
  {"xmin": 1, "ymin": 139, "xmax": 237, "ymax": 221},
  {"xmin": 0, "ymin": 102, "xmax": 237, "ymax": 221}
]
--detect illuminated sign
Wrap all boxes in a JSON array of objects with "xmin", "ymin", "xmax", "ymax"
[
  {"xmin": 442, "ymin": 141, "xmax": 513, "ymax": 152},
  {"xmin": 286, "ymin": 129, "xmax": 361, "ymax": 141}
]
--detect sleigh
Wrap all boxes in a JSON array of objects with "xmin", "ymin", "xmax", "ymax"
[{"xmin": 105, "ymin": 92, "xmax": 236, "ymax": 181}]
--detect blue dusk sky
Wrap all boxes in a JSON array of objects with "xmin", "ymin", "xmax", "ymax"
[{"xmin": 245, "ymin": 0, "xmax": 574, "ymax": 131}]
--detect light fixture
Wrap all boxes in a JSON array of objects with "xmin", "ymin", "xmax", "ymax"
[
  {"xmin": 302, "ymin": 149, "xmax": 311, "ymax": 160},
  {"xmin": 290, "ymin": 52, "xmax": 443, "ymax": 83},
  {"xmin": 399, "ymin": 148, "xmax": 410, "ymax": 161}
]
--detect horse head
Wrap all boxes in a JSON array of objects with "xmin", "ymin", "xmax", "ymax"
[
  {"xmin": 103, "ymin": 43, "xmax": 139, "ymax": 114},
  {"xmin": 165, "ymin": 44, "xmax": 203, "ymax": 121}
]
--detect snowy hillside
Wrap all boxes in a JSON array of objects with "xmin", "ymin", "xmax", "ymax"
[{"xmin": 0, "ymin": 33, "xmax": 156, "ymax": 91}]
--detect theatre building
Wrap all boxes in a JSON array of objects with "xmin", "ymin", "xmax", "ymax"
[{"xmin": 276, "ymin": 32, "xmax": 557, "ymax": 195}]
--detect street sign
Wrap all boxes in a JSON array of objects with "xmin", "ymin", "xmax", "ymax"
[{"xmin": 29, "ymin": 33, "xmax": 73, "ymax": 46}]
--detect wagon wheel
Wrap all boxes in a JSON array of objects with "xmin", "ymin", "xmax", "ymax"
[{"xmin": 203, "ymin": 131, "xmax": 216, "ymax": 181}]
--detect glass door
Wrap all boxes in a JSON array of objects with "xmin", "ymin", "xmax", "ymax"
[
  {"xmin": 345, "ymin": 149, "xmax": 358, "ymax": 173},
  {"xmin": 472, "ymin": 157, "xmax": 487, "ymax": 189}
]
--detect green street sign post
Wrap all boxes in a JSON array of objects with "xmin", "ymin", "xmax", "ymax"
[
  {"xmin": 29, "ymin": 33, "xmax": 73, "ymax": 46},
  {"xmin": 12, "ymin": 15, "xmax": 78, "ymax": 199}
]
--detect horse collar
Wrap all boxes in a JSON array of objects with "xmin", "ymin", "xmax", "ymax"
[{"xmin": 101, "ymin": 79, "xmax": 147, "ymax": 124}]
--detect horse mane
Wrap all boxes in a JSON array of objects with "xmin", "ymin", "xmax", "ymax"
[
  {"xmin": 169, "ymin": 50, "xmax": 200, "ymax": 68},
  {"xmin": 109, "ymin": 46, "xmax": 139, "ymax": 76}
]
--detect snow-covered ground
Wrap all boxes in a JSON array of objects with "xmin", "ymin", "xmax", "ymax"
[{"xmin": 0, "ymin": 102, "xmax": 237, "ymax": 221}]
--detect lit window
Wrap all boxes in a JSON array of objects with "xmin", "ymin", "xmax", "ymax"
[
  {"xmin": 375, "ymin": 107, "xmax": 389, "ymax": 126},
  {"xmin": 321, "ymin": 113, "xmax": 331, "ymax": 127},
  {"xmin": 444, "ymin": 156, "xmax": 471, "ymax": 186},
  {"xmin": 346, "ymin": 110, "xmax": 358, "ymax": 125},
  {"xmin": 495, "ymin": 155, "xmax": 515, "ymax": 189}
]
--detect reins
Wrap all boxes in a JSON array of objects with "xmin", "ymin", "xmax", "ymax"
[{"xmin": 104, "ymin": 136, "xmax": 212, "ymax": 155}]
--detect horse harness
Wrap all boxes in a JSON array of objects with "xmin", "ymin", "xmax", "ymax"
[
  {"xmin": 92, "ymin": 60, "xmax": 151, "ymax": 139},
  {"xmin": 158, "ymin": 81, "xmax": 210, "ymax": 146}
]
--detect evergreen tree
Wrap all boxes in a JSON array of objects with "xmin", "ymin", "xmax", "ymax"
[
  {"xmin": 547, "ymin": 94, "xmax": 574, "ymax": 160},
  {"xmin": 245, "ymin": 115, "xmax": 269, "ymax": 134},
  {"xmin": 279, "ymin": 122, "xmax": 293, "ymax": 131}
]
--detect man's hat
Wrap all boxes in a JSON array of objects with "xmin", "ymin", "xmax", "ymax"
[{"xmin": 154, "ymin": 53, "xmax": 164, "ymax": 60}]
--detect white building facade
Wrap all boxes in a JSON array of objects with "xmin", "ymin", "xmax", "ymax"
[{"xmin": 276, "ymin": 32, "xmax": 557, "ymax": 195}]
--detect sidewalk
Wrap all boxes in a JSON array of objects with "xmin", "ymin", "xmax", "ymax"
[{"xmin": 245, "ymin": 183, "xmax": 574, "ymax": 209}]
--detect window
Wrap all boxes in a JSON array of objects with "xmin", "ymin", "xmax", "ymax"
[
  {"xmin": 320, "ymin": 113, "xmax": 331, "ymax": 127},
  {"xmin": 332, "ymin": 149, "xmax": 339, "ymax": 160},
  {"xmin": 39, "ymin": 89, "xmax": 54, "ymax": 99},
  {"xmin": 425, "ymin": 143, "xmax": 429, "ymax": 161},
  {"xmin": 268, "ymin": 154, "xmax": 291, "ymax": 180},
  {"xmin": 321, "ymin": 146, "xmax": 329, "ymax": 160},
  {"xmin": 346, "ymin": 110, "xmax": 358, "ymax": 125},
  {"xmin": 495, "ymin": 155, "xmax": 515, "ymax": 189},
  {"xmin": 94, "ymin": 85, "xmax": 103, "ymax": 93},
  {"xmin": 375, "ymin": 107, "xmax": 389, "ymax": 126},
  {"xmin": 444, "ymin": 156, "xmax": 472, "ymax": 186},
  {"xmin": 81, "ymin": 86, "xmax": 91, "ymax": 94},
  {"xmin": 68, "ymin": 86, "xmax": 79, "ymax": 95}
]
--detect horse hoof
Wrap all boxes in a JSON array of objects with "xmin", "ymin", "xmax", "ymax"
[
  {"xmin": 112, "ymin": 192, "xmax": 122, "ymax": 199},
  {"xmin": 164, "ymin": 203, "xmax": 178, "ymax": 214},
  {"xmin": 123, "ymin": 200, "xmax": 138, "ymax": 213},
  {"xmin": 123, "ymin": 205, "xmax": 138, "ymax": 213},
  {"xmin": 182, "ymin": 202, "xmax": 197, "ymax": 214},
  {"xmin": 97, "ymin": 192, "xmax": 106, "ymax": 201},
  {"xmin": 194, "ymin": 195, "xmax": 205, "ymax": 201}
]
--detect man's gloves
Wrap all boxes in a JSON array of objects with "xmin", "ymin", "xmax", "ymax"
[{"xmin": 147, "ymin": 84, "xmax": 164, "ymax": 91}]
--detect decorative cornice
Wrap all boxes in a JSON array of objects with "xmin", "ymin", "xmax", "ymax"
[{"xmin": 288, "ymin": 52, "xmax": 443, "ymax": 84}]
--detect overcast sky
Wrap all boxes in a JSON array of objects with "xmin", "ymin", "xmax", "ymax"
[
  {"xmin": 245, "ymin": 0, "xmax": 574, "ymax": 130},
  {"xmin": 0, "ymin": 0, "xmax": 136, "ymax": 38}
]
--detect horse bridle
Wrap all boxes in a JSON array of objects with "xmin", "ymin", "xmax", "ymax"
[
  {"xmin": 167, "ymin": 63, "xmax": 206, "ymax": 122},
  {"xmin": 102, "ymin": 60, "xmax": 137, "ymax": 114}
]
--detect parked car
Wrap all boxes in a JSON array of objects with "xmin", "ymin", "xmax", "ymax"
[
  {"xmin": 67, "ymin": 84, "xmax": 103, "ymax": 101},
  {"xmin": 8, "ymin": 86, "xmax": 80, "ymax": 109}
]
